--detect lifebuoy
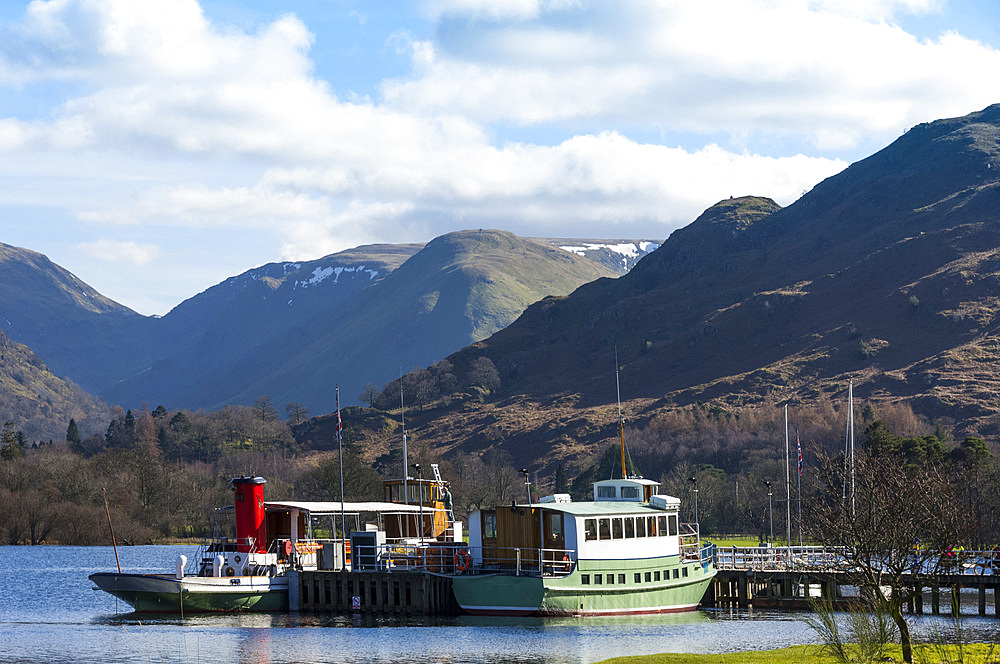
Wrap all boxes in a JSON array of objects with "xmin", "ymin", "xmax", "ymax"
[
  {"xmin": 284, "ymin": 540, "xmax": 294, "ymax": 557},
  {"xmin": 454, "ymin": 549, "xmax": 472, "ymax": 572},
  {"xmin": 560, "ymin": 553, "xmax": 571, "ymax": 571}
]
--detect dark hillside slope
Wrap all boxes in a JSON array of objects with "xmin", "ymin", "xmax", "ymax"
[
  {"xmin": 0, "ymin": 242, "xmax": 149, "ymax": 393},
  {"xmin": 413, "ymin": 105, "xmax": 1000, "ymax": 467},
  {"xmin": 0, "ymin": 329, "xmax": 109, "ymax": 441}
]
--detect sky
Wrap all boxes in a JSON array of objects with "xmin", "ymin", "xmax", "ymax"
[{"xmin": 1, "ymin": 0, "xmax": 999, "ymax": 315}]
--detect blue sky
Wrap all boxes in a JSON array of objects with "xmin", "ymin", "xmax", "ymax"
[{"xmin": 1, "ymin": 0, "xmax": 998, "ymax": 315}]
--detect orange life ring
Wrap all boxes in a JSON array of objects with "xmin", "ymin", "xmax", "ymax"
[
  {"xmin": 284, "ymin": 540, "xmax": 294, "ymax": 557},
  {"xmin": 454, "ymin": 549, "xmax": 472, "ymax": 572},
  {"xmin": 560, "ymin": 553, "xmax": 571, "ymax": 571}
]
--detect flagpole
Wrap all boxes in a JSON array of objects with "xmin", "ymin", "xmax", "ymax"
[
  {"xmin": 337, "ymin": 386, "xmax": 346, "ymax": 545},
  {"xmin": 784, "ymin": 405, "xmax": 791, "ymax": 552},
  {"xmin": 797, "ymin": 431, "xmax": 802, "ymax": 548}
]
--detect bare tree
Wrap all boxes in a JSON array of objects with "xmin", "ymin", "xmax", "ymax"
[{"xmin": 805, "ymin": 450, "xmax": 964, "ymax": 663}]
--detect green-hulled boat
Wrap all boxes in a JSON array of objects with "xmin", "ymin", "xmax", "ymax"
[{"xmin": 452, "ymin": 477, "xmax": 715, "ymax": 616}]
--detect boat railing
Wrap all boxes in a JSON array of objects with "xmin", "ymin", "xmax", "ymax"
[
  {"xmin": 342, "ymin": 542, "xmax": 576, "ymax": 577},
  {"xmin": 679, "ymin": 522, "xmax": 701, "ymax": 562}
]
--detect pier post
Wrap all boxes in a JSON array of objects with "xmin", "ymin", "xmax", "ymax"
[
  {"xmin": 979, "ymin": 584, "xmax": 987, "ymax": 616},
  {"xmin": 738, "ymin": 574, "xmax": 749, "ymax": 608},
  {"xmin": 931, "ymin": 584, "xmax": 940, "ymax": 614},
  {"xmin": 288, "ymin": 568, "xmax": 300, "ymax": 612},
  {"xmin": 994, "ymin": 583, "xmax": 1000, "ymax": 617},
  {"xmin": 914, "ymin": 584, "xmax": 923, "ymax": 614}
]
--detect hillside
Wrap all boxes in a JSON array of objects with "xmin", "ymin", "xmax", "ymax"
[
  {"xmin": 532, "ymin": 239, "xmax": 660, "ymax": 274},
  {"xmin": 372, "ymin": 104, "xmax": 1000, "ymax": 472},
  {"xmin": 0, "ymin": 329, "xmax": 109, "ymax": 441},
  {"xmin": 0, "ymin": 242, "xmax": 148, "ymax": 394}
]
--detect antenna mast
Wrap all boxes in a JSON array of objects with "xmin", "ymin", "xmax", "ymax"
[{"xmin": 615, "ymin": 348, "xmax": 627, "ymax": 480}]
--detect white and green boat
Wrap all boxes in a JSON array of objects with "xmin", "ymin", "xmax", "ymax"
[{"xmin": 451, "ymin": 476, "xmax": 716, "ymax": 616}]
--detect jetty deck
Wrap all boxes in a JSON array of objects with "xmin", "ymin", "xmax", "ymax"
[{"xmin": 705, "ymin": 546, "xmax": 1000, "ymax": 617}]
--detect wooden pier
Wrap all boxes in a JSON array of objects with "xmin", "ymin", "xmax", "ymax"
[
  {"xmin": 703, "ymin": 546, "xmax": 1000, "ymax": 617},
  {"xmin": 297, "ymin": 570, "xmax": 458, "ymax": 615}
]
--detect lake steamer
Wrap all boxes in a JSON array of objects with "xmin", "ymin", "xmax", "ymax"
[
  {"xmin": 90, "ymin": 476, "xmax": 439, "ymax": 613},
  {"xmin": 451, "ymin": 478, "xmax": 716, "ymax": 616}
]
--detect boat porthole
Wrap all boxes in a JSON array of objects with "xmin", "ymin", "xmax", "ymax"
[
  {"xmin": 234, "ymin": 554, "xmax": 241, "ymax": 564},
  {"xmin": 225, "ymin": 566, "xmax": 235, "ymax": 577}
]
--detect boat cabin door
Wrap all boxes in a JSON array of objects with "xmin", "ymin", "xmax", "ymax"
[{"xmin": 543, "ymin": 511, "xmax": 565, "ymax": 563}]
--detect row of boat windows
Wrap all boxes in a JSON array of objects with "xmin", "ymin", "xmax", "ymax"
[
  {"xmin": 596, "ymin": 485, "xmax": 641, "ymax": 499},
  {"xmin": 583, "ymin": 514, "xmax": 678, "ymax": 541},
  {"xmin": 580, "ymin": 567, "xmax": 689, "ymax": 585}
]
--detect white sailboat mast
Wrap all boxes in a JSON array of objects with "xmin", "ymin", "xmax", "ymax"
[{"xmin": 784, "ymin": 404, "xmax": 791, "ymax": 548}]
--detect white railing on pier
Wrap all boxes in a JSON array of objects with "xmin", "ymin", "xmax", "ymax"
[{"xmin": 713, "ymin": 546, "xmax": 1000, "ymax": 576}]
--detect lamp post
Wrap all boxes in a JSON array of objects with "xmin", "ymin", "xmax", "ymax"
[
  {"xmin": 520, "ymin": 468, "xmax": 532, "ymax": 505},
  {"xmin": 412, "ymin": 463, "xmax": 423, "ymax": 546},
  {"xmin": 688, "ymin": 476, "xmax": 699, "ymax": 525},
  {"xmin": 764, "ymin": 480, "xmax": 773, "ymax": 546}
]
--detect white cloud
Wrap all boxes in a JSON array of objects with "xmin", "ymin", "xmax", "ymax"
[
  {"xmin": 77, "ymin": 238, "xmax": 160, "ymax": 266},
  {"xmin": 385, "ymin": 0, "xmax": 1000, "ymax": 150}
]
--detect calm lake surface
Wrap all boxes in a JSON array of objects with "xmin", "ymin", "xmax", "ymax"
[{"xmin": 4, "ymin": 545, "xmax": 1000, "ymax": 663}]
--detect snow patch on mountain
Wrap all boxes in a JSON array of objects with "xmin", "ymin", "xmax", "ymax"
[
  {"xmin": 294, "ymin": 265, "xmax": 379, "ymax": 289},
  {"xmin": 559, "ymin": 241, "xmax": 661, "ymax": 271}
]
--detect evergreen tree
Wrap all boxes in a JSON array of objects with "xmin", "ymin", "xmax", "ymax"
[
  {"xmin": 554, "ymin": 464, "xmax": 569, "ymax": 493},
  {"xmin": 66, "ymin": 418, "xmax": 81, "ymax": 445},
  {"xmin": 0, "ymin": 421, "xmax": 21, "ymax": 460}
]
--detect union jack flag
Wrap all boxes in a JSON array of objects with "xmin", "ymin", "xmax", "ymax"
[{"xmin": 797, "ymin": 434, "xmax": 803, "ymax": 477}]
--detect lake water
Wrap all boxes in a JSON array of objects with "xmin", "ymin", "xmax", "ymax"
[{"xmin": 4, "ymin": 545, "xmax": 1000, "ymax": 663}]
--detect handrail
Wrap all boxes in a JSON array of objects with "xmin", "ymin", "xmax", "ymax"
[{"xmin": 712, "ymin": 545, "xmax": 1000, "ymax": 576}]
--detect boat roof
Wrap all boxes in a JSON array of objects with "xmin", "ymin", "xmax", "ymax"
[
  {"xmin": 265, "ymin": 501, "xmax": 428, "ymax": 516},
  {"xmin": 515, "ymin": 499, "xmax": 681, "ymax": 516}
]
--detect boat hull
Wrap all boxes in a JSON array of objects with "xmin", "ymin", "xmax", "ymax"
[
  {"xmin": 89, "ymin": 573, "xmax": 288, "ymax": 614},
  {"xmin": 451, "ymin": 560, "xmax": 716, "ymax": 617}
]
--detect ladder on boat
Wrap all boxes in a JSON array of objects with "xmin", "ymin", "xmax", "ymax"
[{"xmin": 431, "ymin": 463, "xmax": 445, "ymax": 492}]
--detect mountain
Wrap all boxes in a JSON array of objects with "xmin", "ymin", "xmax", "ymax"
[
  {"xmin": 381, "ymin": 104, "xmax": 1000, "ymax": 469},
  {"xmin": 0, "ymin": 328, "xmax": 109, "ymax": 441},
  {"xmin": 102, "ymin": 230, "xmax": 617, "ymax": 412},
  {"xmin": 0, "ymin": 242, "xmax": 148, "ymax": 394}
]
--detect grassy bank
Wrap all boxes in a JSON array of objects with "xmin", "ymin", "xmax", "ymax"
[{"xmin": 595, "ymin": 643, "xmax": 1000, "ymax": 663}]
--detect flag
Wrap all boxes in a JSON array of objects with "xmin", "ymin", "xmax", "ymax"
[
  {"xmin": 336, "ymin": 394, "xmax": 343, "ymax": 446},
  {"xmin": 797, "ymin": 435, "xmax": 803, "ymax": 477}
]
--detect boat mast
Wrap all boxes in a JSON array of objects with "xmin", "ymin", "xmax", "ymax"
[
  {"xmin": 615, "ymin": 348, "xmax": 627, "ymax": 480},
  {"xmin": 400, "ymin": 373, "xmax": 408, "ymax": 504},
  {"xmin": 784, "ymin": 404, "xmax": 791, "ymax": 549}
]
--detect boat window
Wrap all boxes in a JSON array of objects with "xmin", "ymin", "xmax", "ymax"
[
  {"xmin": 621, "ymin": 486, "xmax": 639, "ymax": 499},
  {"xmin": 606, "ymin": 574, "xmax": 614, "ymax": 585},
  {"xmin": 550, "ymin": 516, "xmax": 562, "ymax": 539},
  {"xmin": 645, "ymin": 572, "xmax": 652, "ymax": 583},
  {"xmin": 648, "ymin": 516, "xmax": 658, "ymax": 536},
  {"xmin": 654, "ymin": 571, "xmax": 661, "ymax": 581},
  {"xmin": 634, "ymin": 573, "xmax": 641, "ymax": 583},
  {"xmin": 672, "ymin": 569, "xmax": 679, "ymax": 579},
  {"xmin": 657, "ymin": 515, "xmax": 669, "ymax": 536},
  {"xmin": 484, "ymin": 513, "xmax": 497, "ymax": 539},
  {"xmin": 598, "ymin": 486, "xmax": 616, "ymax": 498},
  {"xmin": 584, "ymin": 519, "xmax": 597, "ymax": 541},
  {"xmin": 598, "ymin": 519, "xmax": 611, "ymax": 540},
  {"xmin": 618, "ymin": 574, "xmax": 626, "ymax": 584},
  {"xmin": 612, "ymin": 518, "xmax": 623, "ymax": 539},
  {"xmin": 668, "ymin": 514, "xmax": 679, "ymax": 537},
  {"xmin": 624, "ymin": 518, "xmax": 635, "ymax": 538},
  {"xmin": 594, "ymin": 574, "xmax": 603, "ymax": 585},
  {"xmin": 581, "ymin": 574, "xmax": 590, "ymax": 585},
  {"xmin": 683, "ymin": 567, "xmax": 689, "ymax": 577},
  {"xmin": 635, "ymin": 517, "xmax": 646, "ymax": 537}
]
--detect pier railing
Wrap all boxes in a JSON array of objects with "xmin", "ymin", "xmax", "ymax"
[
  {"xmin": 713, "ymin": 545, "xmax": 1000, "ymax": 576},
  {"xmin": 337, "ymin": 542, "xmax": 576, "ymax": 577}
]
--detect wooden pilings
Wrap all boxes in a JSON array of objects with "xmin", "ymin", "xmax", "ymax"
[
  {"xmin": 704, "ymin": 570, "xmax": 1000, "ymax": 617},
  {"xmin": 298, "ymin": 570, "xmax": 458, "ymax": 615}
]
